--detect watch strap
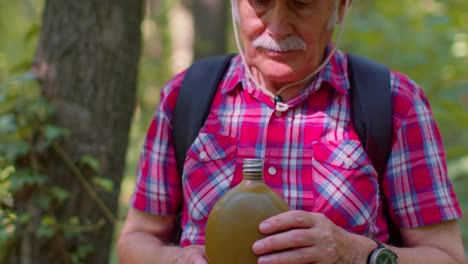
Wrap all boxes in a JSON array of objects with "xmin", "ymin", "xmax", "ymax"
[
  {"xmin": 373, "ymin": 239, "xmax": 385, "ymax": 249},
  {"xmin": 367, "ymin": 239, "xmax": 384, "ymax": 264}
]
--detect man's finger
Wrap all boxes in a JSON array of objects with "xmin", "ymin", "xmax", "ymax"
[
  {"xmin": 252, "ymin": 228, "xmax": 316, "ymax": 255},
  {"xmin": 257, "ymin": 247, "xmax": 324, "ymax": 264},
  {"xmin": 259, "ymin": 210, "xmax": 319, "ymax": 234}
]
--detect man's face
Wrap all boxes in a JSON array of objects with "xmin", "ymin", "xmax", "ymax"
[{"xmin": 236, "ymin": 0, "xmax": 344, "ymax": 88}]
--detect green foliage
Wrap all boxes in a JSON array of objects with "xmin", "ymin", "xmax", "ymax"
[
  {"xmin": 0, "ymin": 1, "xmax": 42, "ymax": 80},
  {"xmin": 37, "ymin": 215, "xmax": 57, "ymax": 239},
  {"xmin": 71, "ymin": 245, "xmax": 95, "ymax": 264},
  {"xmin": 80, "ymin": 155, "xmax": 100, "ymax": 172},
  {"xmin": 92, "ymin": 177, "xmax": 114, "ymax": 193},
  {"xmin": 8, "ymin": 169, "xmax": 47, "ymax": 192},
  {"xmin": 342, "ymin": 0, "xmax": 468, "ymax": 162},
  {"xmin": 0, "ymin": 72, "xmax": 57, "ymax": 252},
  {"xmin": 0, "ymin": 3, "xmax": 118, "ymax": 262},
  {"xmin": 0, "ymin": 72, "xmax": 106, "ymax": 262},
  {"xmin": 36, "ymin": 186, "xmax": 71, "ymax": 209},
  {"xmin": 342, "ymin": 0, "xmax": 468, "ymax": 254}
]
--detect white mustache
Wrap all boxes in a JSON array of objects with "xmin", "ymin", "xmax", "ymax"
[{"xmin": 252, "ymin": 33, "xmax": 307, "ymax": 52}]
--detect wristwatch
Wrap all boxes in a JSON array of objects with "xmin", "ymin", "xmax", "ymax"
[{"xmin": 367, "ymin": 239, "xmax": 398, "ymax": 264}]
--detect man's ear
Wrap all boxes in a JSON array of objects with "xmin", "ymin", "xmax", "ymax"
[{"xmin": 337, "ymin": 0, "xmax": 351, "ymax": 25}]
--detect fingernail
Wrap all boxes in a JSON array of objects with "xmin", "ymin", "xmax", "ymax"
[
  {"xmin": 252, "ymin": 241, "xmax": 264, "ymax": 253},
  {"xmin": 260, "ymin": 222, "xmax": 272, "ymax": 232}
]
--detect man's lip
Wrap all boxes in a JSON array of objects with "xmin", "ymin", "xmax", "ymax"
[{"xmin": 260, "ymin": 48, "xmax": 295, "ymax": 58}]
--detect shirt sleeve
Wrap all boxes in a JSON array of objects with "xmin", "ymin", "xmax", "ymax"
[
  {"xmin": 385, "ymin": 71, "xmax": 462, "ymax": 228},
  {"xmin": 130, "ymin": 71, "xmax": 186, "ymax": 215}
]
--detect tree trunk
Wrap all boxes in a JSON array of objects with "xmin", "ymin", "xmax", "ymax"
[
  {"xmin": 187, "ymin": 0, "xmax": 229, "ymax": 59},
  {"xmin": 7, "ymin": 1, "xmax": 143, "ymax": 263}
]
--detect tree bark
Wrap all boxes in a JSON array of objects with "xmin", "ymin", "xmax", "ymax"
[
  {"xmin": 186, "ymin": 0, "xmax": 229, "ymax": 59},
  {"xmin": 8, "ymin": 1, "xmax": 143, "ymax": 263}
]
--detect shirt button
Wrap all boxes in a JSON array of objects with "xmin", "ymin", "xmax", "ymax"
[
  {"xmin": 268, "ymin": 167, "xmax": 277, "ymax": 175},
  {"xmin": 344, "ymin": 157, "xmax": 353, "ymax": 167},
  {"xmin": 199, "ymin": 151, "xmax": 207, "ymax": 160}
]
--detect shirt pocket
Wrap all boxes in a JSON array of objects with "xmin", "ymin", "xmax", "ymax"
[
  {"xmin": 184, "ymin": 133, "xmax": 238, "ymax": 221},
  {"xmin": 311, "ymin": 139, "xmax": 378, "ymax": 234}
]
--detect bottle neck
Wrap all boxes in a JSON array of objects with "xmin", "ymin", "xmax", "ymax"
[
  {"xmin": 242, "ymin": 158, "xmax": 263, "ymax": 180},
  {"xmin": 243, "ymin": 172, "xmax": 262, "ymax": 181}
]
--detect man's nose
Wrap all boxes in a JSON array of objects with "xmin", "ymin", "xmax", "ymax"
[{"xmin": 266, "ymin": 4, "xmax": 293, "ymax": 39}]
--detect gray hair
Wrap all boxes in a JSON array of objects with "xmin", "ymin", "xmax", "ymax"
[{"xmin": 231, "ymin": 0, "xmax": 340, "ymax": 30}]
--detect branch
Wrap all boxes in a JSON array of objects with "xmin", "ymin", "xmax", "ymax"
[
  {"xmin": 52, "ymin": 142, "xmax": 117, "ymax": 225},
  {"xmin": 56, "ymin": 219, "xmax": 106, "ymax": 233}
]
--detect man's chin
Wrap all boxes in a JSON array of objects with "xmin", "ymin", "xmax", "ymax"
[
  {"xmin": 249, "ymin": 54, "xmax": 310, "ymax": 84},
  {"xmin": 258, "ymin": 61, "xmax": 300, "ymax": 80},
  {"xmin": 261, "ymin": 70, "xmax": 304, "ymax": 85}
]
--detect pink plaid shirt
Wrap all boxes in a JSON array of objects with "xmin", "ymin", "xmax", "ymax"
[{"xmin": 131, "ymin": 49, "xmax": 462, "ymax": 246}]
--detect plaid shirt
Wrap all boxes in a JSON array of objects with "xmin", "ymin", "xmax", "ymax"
[{"xmin": 131, "ymin": 49, "xmax": 462, "ymax": 246}]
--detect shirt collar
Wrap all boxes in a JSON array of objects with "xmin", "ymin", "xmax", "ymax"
[{"xmin": 220, "ymin": 45, "xmax": 350, "ymax": 95}]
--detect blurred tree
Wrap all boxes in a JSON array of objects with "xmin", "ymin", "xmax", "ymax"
[
  {"xmin": 184, "ymin": 0, "xmax": 229, "ymax": 59},
  {"xmin": 5, "ymin": 1, "xmax": 144, "ymax": 263}
]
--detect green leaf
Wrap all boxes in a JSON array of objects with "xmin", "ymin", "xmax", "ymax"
[
  {"xmin": 36, "ymin": 225, "xmax": 55, "ymax": 239},
  {"xmin": 41, "ymin": 215, "xmax": 56, "ymax": 226},
  {"xmin": 69, "ymin": 216, "xmax": 80, "ymax": 225},
  {"xmin": 92, "ymin": 177, "xmax": 113, "ymax": 193},
  {"xmin": 9, "ymin": 169, "xmax": 47, "ymax": 192},
  {"xmin": 36, "ymin": 194, "xmax": 53, "ymax": 209},
  {"xmin": 32, "ymin": 99, "xmax": 54, "ymax": 123},
  {"xmin": 43, "ymin": 124, "xmax": 70, "ymax": 141},
  {"xmin": 48, "ymin": 186, "xmax": 70, "ymax": 203},
  {"xmin": 17, "ymin": 213, "xmax": 31, "ymax": 224},
  {"xmin": 80, "ymin": 155, "xmax": 100, "ymax": 172},
  {"xmin": 36, "ymin": 215, "xmax": 57, "ymax": 238},
  {"xmin": 0, "ymin": 138, "xmax": 30, "ymax": 161},
  {"xmin": 76, "ymin": 244, "xmax": 94, "ymax": 258},
  {"xmin": 0, "ymin": 114, "xmax": 17, "ymax": 134},
  {"xmin": 0, "ymin": 212, "xmax": 15, "ymax": 228},
  {"xmin": 71, "ymin": 244, "xmax": 94, "ymax": 264},
  {"xmin": 0, "ymin": 165, "xmax": 15, "ymax": 182}
]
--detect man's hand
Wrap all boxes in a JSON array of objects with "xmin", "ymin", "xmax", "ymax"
[
  {"xmin": 252, "ymin": 210, "xmax": 360, "ymax": 264},
  {"xmin": 171, "ymin": 245, "xmax": 208, "ymax": 264},
  {"xmin": 119, "ymin": 209, "xmax": 209, "ymax": 264}
]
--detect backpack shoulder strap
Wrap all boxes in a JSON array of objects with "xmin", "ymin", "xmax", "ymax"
[
  {"xmin": 173, "ymin": 54, "xmax": 236, "ymax": 174},
  {"xmin": 348, "ymin": 54, "xmax": 393, "ymax": 177},
  {"xmin": 348, "ymin": 54, "xmax": 401, "ymax": 245}
]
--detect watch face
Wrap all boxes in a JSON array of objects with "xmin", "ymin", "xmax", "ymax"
[{"xmin": 374, "ymin": 248, "xmax": 398, "ymax": 264}]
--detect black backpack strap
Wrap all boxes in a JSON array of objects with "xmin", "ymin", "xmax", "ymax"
[
  {"xmin": 348, "ymin": 54, "xmax": 401, "ymax": 245},
  {"xmin": 173, "ymin": 54, "xmax": 236, "ymax": 175},
  {"xmin": 349, "ymin": 54, "xmax": 393, "ymax": 175}
]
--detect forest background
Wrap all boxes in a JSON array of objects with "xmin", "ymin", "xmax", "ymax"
[{"xmin": 0, "ymin": 0, "xmax": 466, "ymax": 263}]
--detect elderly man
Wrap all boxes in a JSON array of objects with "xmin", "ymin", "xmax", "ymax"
[{"xmin": 118, "ymin": 0, "xmax": 466, "ymax": 263}]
